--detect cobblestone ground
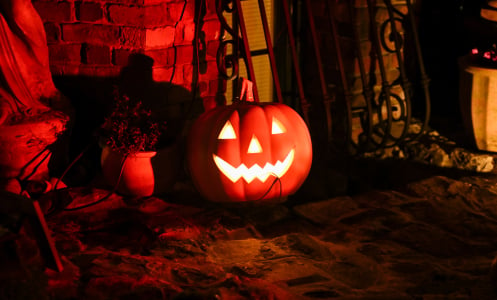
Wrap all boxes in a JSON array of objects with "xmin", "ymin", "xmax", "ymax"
[{"xmin": 3, "ymin": 154, "xmax": 497, "ymax": 299}]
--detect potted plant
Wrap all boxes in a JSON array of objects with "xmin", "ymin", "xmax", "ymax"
[{"xmin": 99, "ymin": 90, "xmax": 179, "ymax": 197}]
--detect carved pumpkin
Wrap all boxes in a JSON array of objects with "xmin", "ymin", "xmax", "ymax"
[{"xmin": 187, "ymin": 99, "xmax": 312, "ymax": 203}]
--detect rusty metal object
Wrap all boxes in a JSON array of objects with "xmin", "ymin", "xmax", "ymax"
[
  {"xmin": 215, "ymin": 0, "xmax": 431, "ymax": 154},
  {"xmin": 280, "ymin": 0, "xmax": 310, "ymax": 126},
  {"xmin": 347, "ymin": 0, "xmax": 375, "ymax": 152},
  {"xmin": 215, "ymin": 0, "xmax": 258, "ymax": 101},
  {"xmin": 216, "ymin": 0, "xmax": 311, "ymax": 124},
  {"xmin": 342, "ymin": 0, "xmax": 431, "ymax": 153},
  {"xmin": 366, "ymin": 0, "xmax": 394, "ymax": 150},
  {"xmin": 232, "ymin": 0, "xmax": 259, "ymax": 101},
  {"xmin": 326, "ymin": 0, "xmax": 354, "ymax": 151},
  {"xmin": 405, "ymin": 0, "xmax": 431, "ymax": 140},
  {"xmin": 303, "ymin": 0, "xmax": 335, "ymax": 143},
  {"xmin": 216, "ymin": 0, "xmax": 239, "ymax": 82}
]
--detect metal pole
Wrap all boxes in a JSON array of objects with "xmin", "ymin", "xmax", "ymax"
[
  {"xmin": 234, "ymin": 0, "xmax": 259, "ymax": 102},
  {"xmin": 258, "ymin": 0, "xmax": 283, "ymax": 103},
  {"xmin": 281, "ymin": 0, "xmax": 310, "ymax": 125}
]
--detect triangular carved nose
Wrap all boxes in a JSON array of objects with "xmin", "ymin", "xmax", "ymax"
[{"xmin": 247, "ymin": 135, "xmax": 262, "ymax": 153}]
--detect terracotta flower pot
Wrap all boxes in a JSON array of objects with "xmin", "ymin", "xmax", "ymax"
[{"xmin": 101, "ymin": 142, "xmax": 180, "ymax": 197}]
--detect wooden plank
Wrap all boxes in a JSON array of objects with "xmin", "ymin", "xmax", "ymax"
[{"xmin": 0, "ymin": 191, "xmax": 63, "ymax": 272}]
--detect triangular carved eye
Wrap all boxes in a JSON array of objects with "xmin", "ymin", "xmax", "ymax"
[
  {"xmin": 218, "ymin": 120, "xmax": 237, "ymax": 139},
  {"xmin": 272, "ymin": 117, "xmax": 286, "ymax": 134}
]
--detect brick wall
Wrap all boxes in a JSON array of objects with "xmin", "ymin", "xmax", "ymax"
[
  {"xmin": 300, "ymin": 0, "xmax": 410, "ymax": 147},
  {"xmin": 33, "ymin": 0, "xmax": 224, "ymax": 123},
  {"xmin": 306, "ymin": 0, "xmax": 408, "ymax": 106}
]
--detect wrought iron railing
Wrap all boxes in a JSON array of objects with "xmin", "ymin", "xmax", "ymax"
[{"xmin": 215, "ymin": 0, "xmax": 431, "ymax": 155}]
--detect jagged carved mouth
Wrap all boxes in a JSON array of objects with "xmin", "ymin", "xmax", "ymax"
[{"xmin": 213, "ymin": 149, "xmax": 295, "ymax": 183}]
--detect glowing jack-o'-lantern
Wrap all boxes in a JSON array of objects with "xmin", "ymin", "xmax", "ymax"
[{"xmin": 187, "ymin": 93, "xmax": 312, "ymax": 203}]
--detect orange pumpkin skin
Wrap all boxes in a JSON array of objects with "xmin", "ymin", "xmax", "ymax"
[{"xmin": 187, "ymin": 101, "xmax": 312, "ymax": 203}]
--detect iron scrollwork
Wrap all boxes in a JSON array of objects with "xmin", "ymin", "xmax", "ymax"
[
  {"xmin": 348, "ymin": 0, "xmax": 431, "ymax": 153},
  {"xmin": 215, "ymin": 0, "xmax": 259, "ymax": 101},
  {"xmin": 216, "ymin": 0, "xmax": 239, "ymax": 81}
]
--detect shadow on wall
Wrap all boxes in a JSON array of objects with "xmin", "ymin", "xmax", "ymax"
[{"xmin": 53, "ymin": 53, "xmax": 198, "ymax": 186}]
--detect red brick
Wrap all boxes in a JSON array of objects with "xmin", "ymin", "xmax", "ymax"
[
  {"xmin": 48, "ymin": 44, "xmax": 82, "ymax": 63},
  {"xmin": 44, "ymin": 23, "xmax": 60, "ymax": 43},
  {"xmin": 108, "ymin": 4, "xmax": 170, "ymax": 27},
  {"xmin": 113, "ymin": 48, "xmax": 135, "ymax": 66},
  {"xmin": 384, "ymin": 51, "xmax": 400, "ymax": 71},
  {"xmin": 174, "ymin": 22, "xmax": 185, "ymax": 45},
  {"xmin": 386, "ymin": 68, "xmax": 400, "ymax": 83},
  {"xmin": 349, "ymin": 76, "xmax": 363, "ymax": 93},
  {"xmin": 205, "ymin": 0, "xmax": 218, "ymax": 18},
  {"xmin": 143, "ymin": 0, "xmax": 166, "ymax": 4},
  {"xmin": 145, "ymin": 27, "xmax": 175, "ymax": 48},
  {"xmin": 50, "ymin": 64, "xmax": 80, "ymax": 76},
  {"xmin": 175, "ymin": 65, "xmax": 190, "ymax": 86},
  {"xmin": 209, "ymin": 79, "xmax": 224, "ymax": 95},
  {"xmin": 34, "ymin": 1, "xmax": 73, "ymax": 22},
  {"xmin": 395, "ymin": 4, "xmax": 408, "ymax": 15},
  {"xmin": 175, "ymin": 45, "xmax": 193, "ymax": 64},
  {"xmin": 183, "ymin": 63, "xmax": 193, "ymax": 83},
  {"xmin": 206, "ymin": 40, "xmax": 219, "ymax": 59},
  {"xmin": 175, "ymin": 21, "xmax": 195, "ymax": 45},
  {"xmin": 153, "ymin": 66, "xmax": 183, "ymax": 83},
  {"xmin": 144, "ymin": 48, "xmax": 174, "ymax": 67},
  {"xmin": 78, "ymin": 2, "xmax": 104, "ymax": 22},
  {"xmin": 168, "ymin": 1, "xmax": 194, "ymax": 24},
  {"xmin": 351, "ymin": 55, "xmax": 374, "ymax": 77},
  {"xmin": 376, "ymin": 7, "xmax": 391, "ymax": 23},
  {"xmin": 202, "ymin": 96, "xmax": 218, "ymax": 111},
  {"xmin": 199, "ymin": 61, "xmax": 219, "ymax": 81},
  {"xmin": 84, "ymin": 44, "xmax": 111, "ymax": 65},
  {"xmin": 202, "ymin": 19, "xmax": 221, "ymax": 41},
  {"xmin": 108, "ymin": 5, "xmax": 145, "ymax": 26},
  {"xmin": 78, "ymin": 65, "xmax": 122, "ymax": 77},
  {"xmin": 62, "ymin": 24, "xmax": 120, "ymax": 44},
  {"xmin": 111, "ymin": 0, "xmax": 145, "ymax": 4},
  {"xmin": 184, "ymin": 65, "xmax": 215, "ymax": 94},
  {"xmin": 121, "ymin": 27, "xmax": 146, "ymax": 47},
  {"xmin": 198, "ymin": 81, "xmax": 209, "ymax": 97}
]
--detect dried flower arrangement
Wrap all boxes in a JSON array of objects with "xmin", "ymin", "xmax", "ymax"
[{"xmin": 100, "ymin": 90, "xmax": 166, "ymax": 156}]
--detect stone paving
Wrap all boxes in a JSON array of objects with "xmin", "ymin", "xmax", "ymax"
[{"xmin": 3, "ymin": 153, "xmax": 497, "ymax": 299}]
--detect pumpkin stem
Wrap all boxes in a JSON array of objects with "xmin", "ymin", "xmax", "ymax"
[{"xmin": 239, "ymin": 78, "xmax": 255, "ymax": 102}]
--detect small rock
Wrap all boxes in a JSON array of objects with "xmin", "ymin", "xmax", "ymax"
[
  {"xmin": 428, "ymin": 144, "xmax": 453, "ymax": 168},
  {"xmin": 450, "ymin": 148, "xmax": 494, "ymax": 173}
]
